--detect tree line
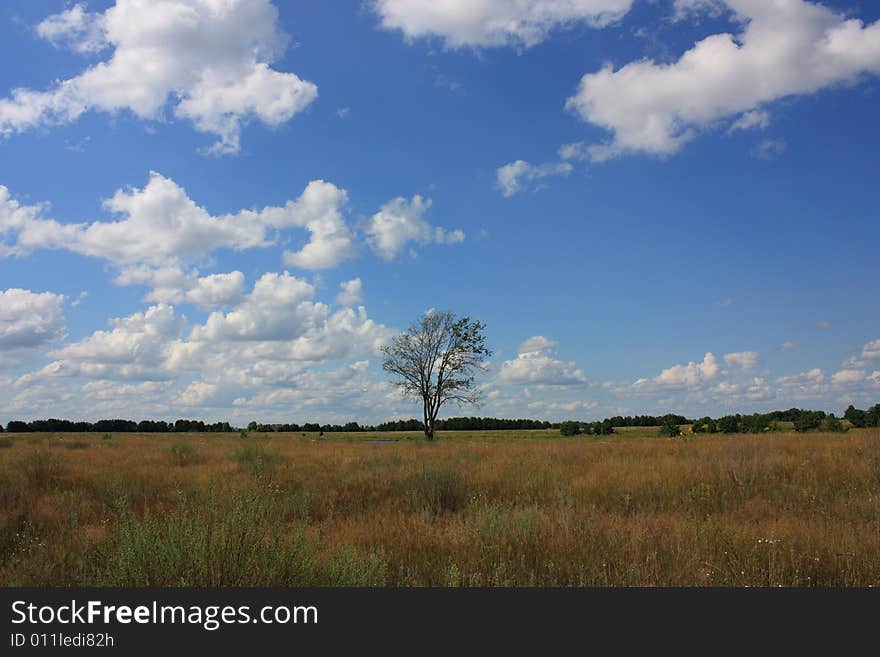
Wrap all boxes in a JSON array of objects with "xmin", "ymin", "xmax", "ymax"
[
  {"xmin": 1, "ymin": 405, "xmax": 876, "ymax": 436},
  {"xmin": 1, "ymin": 418, "xmax": 233, "ymax": 433},
  {"xmin": 689, "ymin": 404, "xmax": 880, "ymax": 434},
  {"xmin": 0, "ymin": 416, "xmax": 551, "ymax": 434}
]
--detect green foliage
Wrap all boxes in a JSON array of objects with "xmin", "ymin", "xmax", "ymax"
[
  {"xmin": 820, "ymin": 415, "xmax": 846, "ymax": 433},
  {"xmin": 659, "ymin": 417, "xmax": 680, "ymax": 437},
  {"xmin": 844, "ymin": 405, "xmax": 866, "ymax": 428},
  {"xmin": 691, "ymin": 417, "xmax": 717, "ymax": 434},
  {"xmin": 559, "ymin": 421, "xmax": 581, "ymax": 436},
  {"xmin": 741, "ymin": 414, "xmax": 769, "ymax": 434},
  {"xmin": 795, "ymin": 411, "xmax": 825, "ymax": 432},
  {"xmin": 717, "ymin": 415, "xmax": 740, "ymax": 434}
]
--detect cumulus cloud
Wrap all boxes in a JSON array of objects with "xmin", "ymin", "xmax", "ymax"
[
  {"xmin": 373, "ymin": 0, "xmax": 634, "ymax": 49},
  {"xmin": 497, "ymin": 336, "xmax": 587, "ymax": 386},
  {"xmin": 191, "ymin": 272, "xmax": 322, "ymax": 342},
  {"xmin": 565, "ymin": 0, "xmax": 880, "ymax": 159},
  {"xmin": 775, "ymin": 368, "xmax": 826, "ymax": 400},
  {"xmin": 723, "ymin": 351, "xmax": 759, "ymax": 370},
  {"xmin": 114, "ymin": 266, "xmax": 245, "ymax": 308},
  {"xmin": 496, "ymin": 160, "xmax": 573, "ymax": 196},
  {"xmin": 36, "ymin": 3, "xmax": 108, "ymax": 54},
  {"xmin": 365, "ymin": 195, "xmax": 464, "ymax": 260},
  {"xmin": 831, "ymin": 368, "xmax": 868, "ymax": 386},
  {"xmin": 635, "ymin": 352, "xmax": 721, "ymax": 389},
  {"xmin": 9, "ymin": 272, "xmax": 397, "ymax": 421},
  {"xmin": 0, "ymin": 289, "xmax": 66, "ymax": 357},
  {"xmin": 1, "ymin": 174, "xmax": 360, "ymax": 304},
  {"xmin": 336, "ymin": 278, "xmax": 363, "ymax": 306},
  {"xmin": 19, "ymin": 304, "xmax": 186, "ymax": 383},
  {"xmin": 844, "ymin": 338, "xmax": 880, "ymax": 368},
  {"xmin": 2, "ymin": 0, "xmax": 317, "ymax": 154},
  {"xmin": 280, "ymin": 181, "xmax": 357, "ymax": 270}
]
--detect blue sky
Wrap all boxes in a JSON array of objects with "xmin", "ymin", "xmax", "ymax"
[{"xmin": 1, "ymin": 0, "xmax": 878, "ymax": 424}]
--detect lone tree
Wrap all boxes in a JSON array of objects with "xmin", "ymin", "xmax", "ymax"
[{"xmin": 381, "ymin": 311, "xmax": 491, "ymax": 440}]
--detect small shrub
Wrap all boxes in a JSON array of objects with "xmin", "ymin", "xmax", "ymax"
[
  {"xmin": 0, "ymin": 437, "xmax": 13, "ymax": 448},
  {"xmin": 101, "ymin": 434, "xmax": 113, "ymax": 443}
]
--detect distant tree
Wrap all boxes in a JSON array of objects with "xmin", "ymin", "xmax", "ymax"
[
  {"xmin": 717, "ymin": 415, "xmax": 739, "ymax": 434},
  {"xmin": 866, "ymin": 404, "xmax": 880, "ymax": 428},
  {"xmin": 559, "ymin": 421, "xmax": 581, "ymax": 436},
  {"xmin": 820, "ymin": 414, "xmax": 846, "ymax": 433},
  {"xmin": 742, "ymin": 414, "xmax": 769, "ymax": 433},
  {"xmin": 843, "ymin": 405, "xmax": 866, "ymax": 428},
  {"xmin": 659, "ymin": 416, "xmax": 679, "ymax": 437},
  {"xmin": 381, "ymin": 311, "xmax": 491, "ymax": 440},
  {"xmin": 794, "ymin": 410, "xmax": 824, "ymax": 432}
]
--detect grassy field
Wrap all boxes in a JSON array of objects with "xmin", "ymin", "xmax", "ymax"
[{"xmin": 1, "ymin": 427, "xmax": 879, "ymax": 586}]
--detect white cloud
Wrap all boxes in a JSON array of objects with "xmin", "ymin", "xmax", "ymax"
[
  {"xmin": 775, "ymin": 368, "xmax": 826, "ymax": 400},
  {"xmin": 9, "ymin": 272, "xmax": 397, "ymax": 421},
  {"xmin": 336, "ymin": 278, "xmax": 363, "ymax": 306},
  {"xmin": 1, "ymin": 174, "xmax": 362, "ymax": 305},
  {"xmin": 0, "ymin": 288, "xmax": 66, "ymax": 353},
  {"xmin": 635, "ymin": 352, "xmax": 720, "ymax": 389},
  {"xmin": 36, "ymin": 3, "xmax": 108, "ymax": 54},
  {"xmin": 2, "ymin": 0, "xmax": 317, "ymax": 155},
  {"xmin": 373, "ymin": 0, "xmax": 634, "ymax": 49},
  {"xmin": 497, "ymin": 336, "xmax": 587, "ymax": 386},
  {"xmin": 723, "ymin": 351, "xmax": 759, "ymax": 370},
  {"xmin": 279, "ymin": 181, "xmax": 357, "ymax": 270},
  {"xmin": 844, "ymin": 338, "xmax": 880, "ymax": 368},
  {"xmin": 191, "ymin": 272, "xmax": 322, "ymax": 342},
  {"xmin": 114, "ymin": 265, "xmax": 245, "ymax": 308},
  {"xmin": 496, "ymin": 160, "xmax": 573, "ymax": 196},
  {"xmin": 565, "ymin": 0, "xmax": 880, "ymax": 159},
  {"xmin": 19, "ymin": 304, "xmax": 187, "ymax": 383},
  {"xmin": 366, "ymin": 195, "xmax": 464, "ymax": 260},
  {"xmin": 185, "ymin": 272, "xmax": 246, "ymax": 308},
  {"xmin": 831, "ymin": 369, "xmax": 869, "ymax": 386},
  {"xmin": 778, "ymin": 341, "xmax": 798, "ymax": 352},
  {"xmin": 728, "ymin": 108, "xmax": 770, "ymax": 133}
]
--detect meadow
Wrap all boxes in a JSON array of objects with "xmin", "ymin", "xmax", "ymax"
[{"xmin": 1, "ymin": 427, "xmax": 878, "ymax": 586}]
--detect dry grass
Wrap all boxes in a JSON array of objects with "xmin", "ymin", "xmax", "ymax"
[{"xmin": 1, "ymin": 428, "xmax": 879, "ymax": 586}]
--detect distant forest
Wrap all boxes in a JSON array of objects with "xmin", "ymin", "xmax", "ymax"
[{"xmin": 2, "ymin": 404, "xmax": 878, "ymax": 434}]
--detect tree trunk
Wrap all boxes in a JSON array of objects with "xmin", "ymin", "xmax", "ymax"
[{"xmin": 423, "ymin": 398, "xmax": 433, "ymax": 440}]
